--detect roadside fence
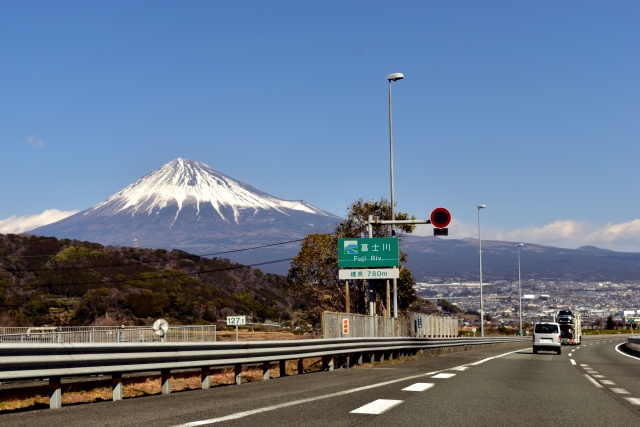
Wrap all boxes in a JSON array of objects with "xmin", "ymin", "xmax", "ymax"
[
  {"xmin": 0, "ymin": 325, "xmax": 217, "ymax": 344},
  {"xmin": 322, "ymin": 311, "xmax": 458, "ymax": 338}
]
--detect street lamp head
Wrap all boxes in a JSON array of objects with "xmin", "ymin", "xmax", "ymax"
[
  {"xmin": 478, "ymin": 204, "xmax": 486, "ymax": 209},
  {"xmin": 387, "ymin": 73, "xmax": 404, "ymax": 81},
  {"xmin": 518, "ymin": 243, "xmax": 524, "ymax": 247}
]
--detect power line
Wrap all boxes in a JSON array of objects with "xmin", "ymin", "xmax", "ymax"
[
  {"xmin": 0, "ymin": 238, "xmax": 304, "ymax": 260},
  {"xmin": 0, "ymin": 258, "xmax": 292, "ymax": 290},
  {"xmin": 0, "ymin": 239, "xmax": 304, "ymax": 274}
]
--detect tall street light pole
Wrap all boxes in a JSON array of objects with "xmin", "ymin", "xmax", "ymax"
[
  {"xmin": 387, "ymin": 72, "xmax": 403, "ymax": 319},
  {"xmin": 477, "ymin": 204, "xmax": 486, "ymax": 337},
  {"xmin": 518, "ymin": 243, "xmax": 524, "ymax": 336}
]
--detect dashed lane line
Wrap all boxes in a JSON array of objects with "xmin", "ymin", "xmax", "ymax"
[
  {"xmin": 431, "ymin": 373, "xmax": 456, "ymax": 379},
  {"xmin": 610, "ymin": 388, "xmax": 630, "ymax": 394},
  {"xmin": 351, "ymin": 399, "xmax": 403, "ymax": 414},
  {"xmin": 570, "ymin": 359, "xmax": 576, "ymax": 365},
  {"xmin": 402, "ymin": 383, "xmax": 435, "ymax": 392},
  {"xmin": 600, "ymin": 380, "xmax": 616, "ymax": 385},
  {"xmin": 170, "ymin": 349, "xmax": 527, "ymax": 427},
  {"xmin": 584, "ymin": 374, "xmax": 603, "ymax": 388},
  {"xmin": 624, "ymin": 398, "xmax": 640, "ymax": 405}
]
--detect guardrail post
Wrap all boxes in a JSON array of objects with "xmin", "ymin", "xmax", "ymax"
[
  {"xmin": 388, "ymin": 351, "xmax": 394, "ymax": 362},
  {"xmin": 49, "ymin": 376, "xmax": 62, "ymax": 409},
  {"xmin": 161, "ymin": 370, "xmax": 171, "ymax": 395},
  {"xmin": 201, "ymin": 367, "xmax": 210, "ymax": 389},
  {"xmin": 262, "ymin": 362, "xmax": 270, "ymax": 380},
  {"xmin": 279, "ymin": 360, "xmax": 286, "ymax": 377},
  {"xmin": 378, "ymin": 352, "xmax": 385, "ymax": 363},
  {"xmin": 297, "ymin": 358, "xmax": 304, "ymax": 374},
  {"xmin": 112, "ymin": 372, "xmax": 123, "ymax": 401},
  {"xmin": 369, "ymin": 352, "xmax": 375, "ymax": 364},
  {"xmin": 235, "ymin": 364, "xmax": 242, "ymax": 385},
  {"xmin": 322, "ymin": 355, "xmax": 334, "ymax": 371}
]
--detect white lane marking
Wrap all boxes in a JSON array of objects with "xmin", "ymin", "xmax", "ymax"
[
  {"xmin": 615, "ymin": 343, "xmax": 640, "ymax": 361},
  {"xmin": 470, "ymin": 349, "xmax": 522, "ymax": 365},
  {"xmin": 610, "ymin": 388, "xmax": 630, "ymax": 394},
  {"xmin": 171, "ymin": 359, "xmax": 483, "ymax": 427},
  {"xmin": 431, "ymin": 373, "xmax": 456, "ymax": 379},
  {"xmin": 624, "ymin": 397, "xmax": 640, "ymax": 405},
  {"xmin": 600, "ymin": 380, "xmax": 616, "ymax": 385},
  {"xmin": 585, "ymin": 374, "xmax": 603, "ymax": 388},
  {"xmin": 570, "ymin": 359, "xmax": 576, "ymax": 365},
  {"xmin": 592, "ymin": 375, "xmax": 605, "ymax": 378},
  {"xmin": 351, "ymin": 399, "xmax": 403, "ymax": 414},
  {"xmin": 402, "ymin": 383, "xmax": 435, "ymax": 392},
  {"xmin": 450, "ymin": 367, "xmax": 469, "ymax": 371},
  {"xmin": 568, "ymin": 353, "xmax": 573, "ymax": 357},
  {"xmin": 581, "ymin": 364, "xmax": 589, "ymax": 367}
]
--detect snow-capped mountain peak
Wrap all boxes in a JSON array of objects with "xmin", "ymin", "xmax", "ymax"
[{"xmin": 90, "ymin": 158, "xmax": 335, "ymax": 224}]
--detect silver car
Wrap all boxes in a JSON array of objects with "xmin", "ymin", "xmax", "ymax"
[{"xmin": 532, "ymin": 322, "xmax": 561, "ymax": 355}]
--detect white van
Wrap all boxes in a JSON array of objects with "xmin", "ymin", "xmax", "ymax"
[{"xmin": 532, "ymin": 322, "xmax": 561, "ymax": 355}]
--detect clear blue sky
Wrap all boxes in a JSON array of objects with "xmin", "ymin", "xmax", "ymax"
[{"xmin": 1, "ymin": 1, "xmax": 639, "ymax": 250}]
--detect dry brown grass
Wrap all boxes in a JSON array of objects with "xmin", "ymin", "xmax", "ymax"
[{"xmin": 0, "ymin": 357, "xmax": 324, "ymax": 414}]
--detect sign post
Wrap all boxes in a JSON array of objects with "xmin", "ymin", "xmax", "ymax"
[{"xmin": 227, "ymin": 316, "xmax": 246, "ymax": 342}]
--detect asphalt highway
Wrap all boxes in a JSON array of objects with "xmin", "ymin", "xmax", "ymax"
[{"xmin": 3, "ymin": 338, "xmax": 639, "ymax": 427}]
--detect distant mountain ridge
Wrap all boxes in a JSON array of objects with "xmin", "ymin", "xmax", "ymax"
[
  {"xmin": 30, "ymin": 158, "xmax": 341, "ymax": 269},
  {"xmin": 403, "ymin": 235, "xmax": 640, "ymax": 283}
]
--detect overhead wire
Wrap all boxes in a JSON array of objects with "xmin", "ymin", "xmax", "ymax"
[
  {"xmin": 0, "ymin": 238, "xmax": 304, "ymax": 260},
  {"xmin": 0, "ymin": 238, "xmax": 304, "ymax": 274},
  {"xmin": 0, "ymin": 258, "xmax": 293, "ymax": 290}
]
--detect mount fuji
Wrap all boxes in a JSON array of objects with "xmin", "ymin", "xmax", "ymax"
[{"xmin": 29, "ymin": 159, "xmax": 341, "ymax": 271}]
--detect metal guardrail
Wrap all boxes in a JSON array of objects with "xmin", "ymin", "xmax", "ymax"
[
  {"xmin": 628, "ymin": 336, "xmax": 640, "ymax": 351},
  {"xmin": 0, "ymin": 335, "xmax": 529, "ymax": 409},
  {"xmin": 0, "ymin": 325, "xmax": 216, "ymax": 344}
]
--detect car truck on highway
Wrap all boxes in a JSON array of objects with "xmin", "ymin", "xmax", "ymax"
[{"xmin": 554, "ymin": 310, "xmax": 581, "ymax": 345}]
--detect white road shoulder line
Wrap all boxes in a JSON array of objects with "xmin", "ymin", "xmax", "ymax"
[
  {"xmin": 351, "ymin": 399, "xmax": 403, "ymax": 414},
  {"xmin": 171, "ymin": 349, "xmax": 519, "ymax": 427},
  {"xmin": 624, "ymin": 397, "xmax": 640, "ymax": 405},
  {"xmin": 584, "ymin": 374, "xmax": 603, "ymax": 388},
  {"xmin": 470, "ymin": 349, "xmax": 522, "ymax": 365},
  {"xmin": 402, "ymin": 383, "xmax": 435, "ymax": 392},
  {"xmin": 610, "ymin": 388, "xmax": 629, "ymax": 394},
  {"xmin": 431, "ymin": 373, "xmax": 456, "ymax": 379},
  {"xmin": 570, "ymin": 359, "xmax": 576, "ymax": 365},
  {"xmin": 615, "ymin": 343, "xmax": 640, "ymax": 361}
]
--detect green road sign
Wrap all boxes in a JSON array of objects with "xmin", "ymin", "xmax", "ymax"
[
  {"xmin": 338, "ymin": 238, "xmax": 399, "ymax": 268},
  {"xmin": 417, "ymin": 316, "xmax": 423, "ymax": 328}
]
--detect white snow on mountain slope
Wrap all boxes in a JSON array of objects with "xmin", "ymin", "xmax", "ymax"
[{"xmin": 89, "ymin": 158, "xmax": 337, "ymax": 224}]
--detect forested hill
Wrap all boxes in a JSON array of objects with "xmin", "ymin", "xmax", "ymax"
[{"xmin": 0, "ymin": 233, "xmax": 295, "ymax": 327}]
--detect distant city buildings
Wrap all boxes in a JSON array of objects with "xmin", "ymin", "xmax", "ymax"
[{"xmin": 414, "ymin": 278, "xmax": 640, "ymax": 327}]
